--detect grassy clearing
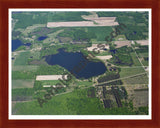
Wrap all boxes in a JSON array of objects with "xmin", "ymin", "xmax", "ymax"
[
  {"xmin": 91, "ymin": 40, "xmax": 107, "ymax": 44},
  {"xmin": 138, "ymin": 52, "xmax": 148, "ymax": 57},
  {"xmin": 87, "ymin": 26, "xmax": 113, "ymax": 41},
  {"xmin": 95, "ymin": 51, "xmax": 111, "ymax": 56},
  {"xmin": 130, "ymin": 52, "xmax": 141, "ymax": 66},
  {"xmin": 14, "ymin": 51, "xmax": 30, "ymax": 66},
  {"xmin": 122, "ymin": 74, "xmax": 148, "ymax": 84},
  {"xmin": 133, "ymin": 90, "xmax": 148, "ymax": 107},
  {"xmin": 43, "ymin": 29, "xmax": 64, "ymax": 43},
  {"xmin": 22, "ymin": 24, "xmax": 46, "ymax": 36},
  {"xmin": 76, "ymin": 81, "xmax": 93, "ymax": 87},
  {"xmin": 12, "ymin": 79, "xmax": 34, "ymax": 89},
  {"xmin": 12, "ymin": 65, "xmax": 39, "ymax": 71},
  {"xmin": 120, "ymin": 67, "xmax": 145, "ymax": 78},
  {"xmin": 30, "ymin": 51, "xmax": 41, "ymax": 60},
  {"xmin": 12, "ymin": 71, "xmax": 36, "ymax": 80},
  {"xmin": 47, "ymin": 12, "xmax": 90, "ymax": 22},
  {"xmin": 41, "ymin": 80, "xmax": 60, "ymax": 85}
]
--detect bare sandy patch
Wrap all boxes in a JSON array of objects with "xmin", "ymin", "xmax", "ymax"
[
  {"xmin": 114, "ymin": 41, "xmax": 131, "ymax": 48},
  {"xmin": 36, "ymin": 75, "xmax": 68, "ymax": 81},
  {"xmin": 136, "ymin": 40, "xmax": 148, "ymax": 45},
  {"xmin": 43, "ymin": 85, "xmax": 66, "ymax": 88},
  {"xmin": 47, "ymin": 16, "xmax": 119, "ymax": 27},
  {"xmin": 47, "ymin": 21, "xmax": 118, "ymax": 27},
  {"xmin": 96, "ymin": 55, "xmax": 112, "ymax": 60}
]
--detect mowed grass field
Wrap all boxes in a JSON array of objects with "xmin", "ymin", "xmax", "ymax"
[
  {"xmin": 95, "ymin": 51, "xmax": 111, "ymax": 56},
  {"xmin": 76, "ymin": 81, "xmax": 93, "ymax": 87},
  {"xmin": 122, "ymin": 74, "xmax": 148, "ymax": 84},
  {"xmin": 87, "ymin": 26, "xmax": 113, "ymax": 41},
  {"xmin": 138, "ymin": 52, "xmax": 148, "ymax": 57},
  {"xmin": 14, "ymin": 51, "xmax": 30, "ymax": 66},
  {"xmin": 12, "ymin": 65, "xmax": 39, "ymax": 71},
  {"xmin": 119, "ymin": 67, "xmax": 145, "ymax": 78},
  {"xmin": 12, "ymin": 79, "xmax": 34, "ymax": 89},
  {"xmin": 133, "ymin": 89, "xmax": 148, "ymax": 107},
  {"xmin": 41, "ymin": 80, "xmax": 60, "ymax": 85}
]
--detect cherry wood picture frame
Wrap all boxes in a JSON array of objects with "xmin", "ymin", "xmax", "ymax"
[{"xmin": 0, "ymin": 0, "xmax": 160, "ymax": 128}]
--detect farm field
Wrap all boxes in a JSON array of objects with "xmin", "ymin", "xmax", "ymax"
[
  {"xmin": 13, "ymin": 51, "xmax": 31, "ymax": 66},
  {"xmin": 12, "ymin": 65, "xmax": 39, "ymax": 71},
  {"xmin": 119, "ymin": 67, "xmax": 145, "ymax": 78},
  {"xmin": 47, "ymin": 16, "xmax": 118, "ymax": 27},
  {"xmin": 133, "ymin": 89, "xmax": 148, "ymax": 107},
  {"xmin": 136, "ymin": 40, "xmax": 148, "ymax": 45},
  {"xmin": 114, "ymin": 41, "xmax": 131, "ymax": 48},
  {"xmin": 122, "ymin": 74, "xmax": 148, "ymax": 84},
  {"xmin": 12, "ymin": 79, "xmax": 34, "ymax": 89}
]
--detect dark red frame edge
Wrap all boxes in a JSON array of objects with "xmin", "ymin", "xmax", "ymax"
[{"xmin": 0, "ymin": 0, "xmax": 159, "ymax": 128}]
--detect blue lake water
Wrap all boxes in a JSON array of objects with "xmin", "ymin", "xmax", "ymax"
[
  {"xmin": 45, "ymin": 49, "xmax": 107, "ymax": 79},
  {"xmin": 37, "ymin": 36, "xmax": 48, "ymax": 41},
  {"xmin": 12, "ymin": 39, "xmax": 31, "ymax": 51}
]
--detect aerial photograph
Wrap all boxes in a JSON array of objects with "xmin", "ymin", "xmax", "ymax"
[{"xmin": 10, "ymin": 10, "xmax": 150, "ymax": 116}]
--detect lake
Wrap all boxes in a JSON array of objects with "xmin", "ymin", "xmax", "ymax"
[
  {"xmin": 45, "ymin": 49, "xmax": 107, "ymax": 79},
  {"xmin": 37, "ymin": 36, "xmax": 48, "ymax": 41},
  {"xmin": 12, "ymin": 39, "xmax": 31, "ymax": 51}
]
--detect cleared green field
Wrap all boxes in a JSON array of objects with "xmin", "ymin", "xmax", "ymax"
[
  {"xmin": 133, "ymin": 90, "xmax": 148, "ymax": 107},
  {"xmin": 130, "ymin": 52, "xmax": 141, "ymax": 66},
  {"xmin": 12, "ymin": 79, "xmax": 34, "ymax": 89},
  {"xmin": 122, "ymin": 74, "xmax": 148, "ymax": 84},
  {"xmin": 138, "ymin": 52, "xmax": 148, "ymax": 57},
  {"xmin": 120, "ymin": 67, "xmax": 145, "ymax": 78},
  {"xmin": 87, "ymin": 26, "xmax": 113, "ymax": 41},
  {"xmin": 14, "ymin": 51, "xmax": 30, "ymax": 66},
  {"xmin": 30, "ymin": 51, "xmax": 41, "ymax": 60},
  {"xmin": 41, "ymin": 80, "xmax": 60, "ymax": 85},
  {"xmin": 95, "ymin": 51, "xmax": 111, "ymax": 56},
  {"xmin": 76, "ymin": 81, "xmax": 93, "ymax": 87},
  {"xmin": 91, "ymin": 40, "xmax": 107, "ymax": 44},
  {"xmin": 12, "ymin": 65, "xmax": 39, "ymax": 71}
]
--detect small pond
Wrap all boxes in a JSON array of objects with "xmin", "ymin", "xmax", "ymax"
[
  {"xmin": 12, "ymin": 39, "xmax": 31, "ymax": 51},
  {"xmin": 37, "ymin": 36, "xmax": 48, "ymax": 41}
]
